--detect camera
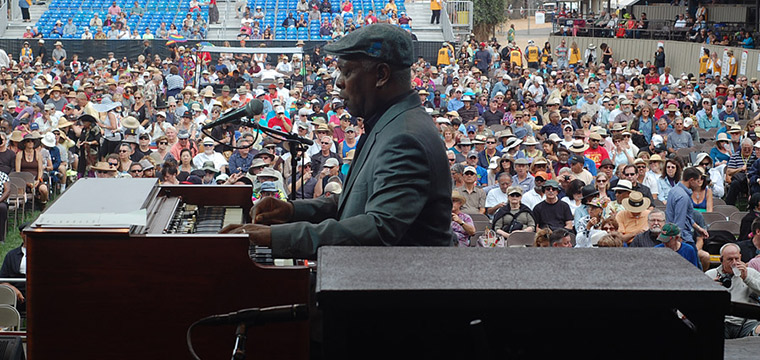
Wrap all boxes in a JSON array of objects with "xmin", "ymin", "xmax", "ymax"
[
  {"xmin": 563, "ymin": 175, "xmax": 570, "ymax": 181},
  {"xmin": 718, "ymin": 273, "xmax": 732, "ymax": 288}
]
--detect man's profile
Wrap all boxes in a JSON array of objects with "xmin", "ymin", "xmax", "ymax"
[{"xmin": 222, "ymin": 24, "xmax": 454, "ymax": 258}]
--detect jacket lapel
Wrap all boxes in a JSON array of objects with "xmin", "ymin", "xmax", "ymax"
[{"xmin": 337, "ymin": 93, "xmax": 420, "ymax": 215}]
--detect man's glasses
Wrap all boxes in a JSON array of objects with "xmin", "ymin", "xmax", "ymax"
[
  {"xmin": 543, "ymin": 187, "xmax": 558, "ymax": 192},
  {"xmin": 321, "ymin": 142, "xmax": 331, "ymax": 145},
  {"xmin": 119, "ymin": 149, "xmax": 130, "ymax": 153},
  {"xmin": 624, "ymin": 172, "xmax": 636, "ymax": 176},
  {"xmin": 636, "ymin": 165, "xmax": 646, "ymax": 169},
  {"xmin": 486, "ymin": 141, "xmax": 496, "ymax": 144}
]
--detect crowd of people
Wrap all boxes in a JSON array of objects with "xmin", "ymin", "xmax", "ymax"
[
  {"xmin": 235, "ymin": 0, "xmax": 413, "ymax": 41},
  {"xmin": 554, "ymin": 4, "xmax": 755, "ymax": 48},
  {"xmin": 1, "ymin": 9, "xmax": 760, "ymax": 337}
]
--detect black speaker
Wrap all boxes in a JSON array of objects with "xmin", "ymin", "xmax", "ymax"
[
  {"xmin": 0, "ymin": 336, "xmax": 24, "ymax": 360},
  {"xmin": 317, "ymin": 247, "xmax": 730, "ymax": 360}
]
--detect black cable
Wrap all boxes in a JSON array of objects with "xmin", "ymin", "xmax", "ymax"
[{"xmin": 186, "ymin": 316, "xmax": 209, "ymax": 360}]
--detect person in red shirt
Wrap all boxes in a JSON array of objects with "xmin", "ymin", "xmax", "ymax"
[
  {"xmin": 267, "ymin": 106, "xmax": 292, "ymax": 132},
  {"xmin": 583, "ymin": 132, "xmax": 610, "ymax": 169},
  {"xmin": 644, "ymin": 67, "xmax": 659, "ymax": 85}
]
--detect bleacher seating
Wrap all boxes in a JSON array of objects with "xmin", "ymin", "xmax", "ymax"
[
  {"xmin": 36, "ymin": 0, "xmax": 208, "ymax": 39},
  {"xmin": 253, "ymin": 0, "xmax": 408, "ymax": 40}
]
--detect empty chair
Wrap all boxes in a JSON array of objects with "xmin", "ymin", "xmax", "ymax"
[
  {"xmin": 472, "ymin": 220, "xmax": 490, "ymax": 232},
  {"xmin": 729, "ymin": 212, "xmax": 748, "ymax": 224},
  {"xmin": 469, "ymin": 213, "xmax": 490, "ymax": 223},
  {"xmin": 507, "ymin": 231, "xmax": 535, "ymax": 247},
  {"xmin": 0, "ymin": 286, "xmax": 15, "ymax": 308},
  {"xmin": 714, "ymin": 205, "xmax": 740, "ymax": 218},
  {"xmin": 0, "ymin": 305, "xmax": 20, "ymax": 331},
  {"xmin": 702, "ymin": 212, "xmax": 727, "ymax": 224},
  {"xmin": 709, "ymin": 220, "xmax": 740, "ymax": 235},
  {"xmin": 713, "ymin": 197, "xmax": 726, "ymax": 206}
]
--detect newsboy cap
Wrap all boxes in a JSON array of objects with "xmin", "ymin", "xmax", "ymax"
[{"xmin": 323, "ymin": 24, "xmax": 414, "ymax": 67}]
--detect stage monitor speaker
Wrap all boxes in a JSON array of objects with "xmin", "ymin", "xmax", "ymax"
[
  {"xmin": 317, "ymin": 247, "xmax": 730, "ymax": 360},
  {"xmin": 0, "ymin": 336, "xmax": 24, "ymax": 360}
]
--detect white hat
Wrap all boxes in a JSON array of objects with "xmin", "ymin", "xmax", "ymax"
[
  {"xmin": 324, "ymin": 181, "xmax": 343, "ymax": 195},
  {"xmin": 275, "ymin": 106, "xmax": 285, "ymax": 113},
  {"xmin": 41, "ymin": 133, "xmax": 56, "ymax": 147}
]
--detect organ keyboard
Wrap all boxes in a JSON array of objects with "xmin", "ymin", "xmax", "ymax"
[{"xmin": 24, "ymin": 178, "xmax": 310, "ymax": 360}]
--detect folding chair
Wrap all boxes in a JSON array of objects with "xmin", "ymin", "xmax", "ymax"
[
  {"xmin": 702, "ymin": 211, "xmax": 727, "ymax": 224},
  {"xmin": 0, "ymin": 305, "xmax": 20, "ymax": 331},
  {"xmin": 7, "ymin": 178, "xmax": 27, "ymax": 218},
  {"xmin": 714, "ymin": 205, "xmax": 740, "ymax": 218},
  {"xmin": 0, "ymin": 286, "xmax": 16, "ymax": 308},
  {"xmin": 729, "ymin": 212, "xmax": 747, "ymax": 224},
  {"xmin": 10, "ymin": 172, "xmax": 36, "ymax": 211},
  {"xmin": 507, "ymin": 231, "xmax": 535, "ymax": 247},
  {"xmin": 709, "ymin": 220, "xmax": 740, "ymax": 236}
]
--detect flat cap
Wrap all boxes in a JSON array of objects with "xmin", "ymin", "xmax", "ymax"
[{"xmin": 323, "ymin": 24, "xmax": 414, "ymax": 67}]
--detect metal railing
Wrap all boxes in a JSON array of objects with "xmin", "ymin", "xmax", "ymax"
[
  {"xmin": 439, "ymin": 2, "xmax": 456, "ymax": 43},
  {"xmin": 445, "ymin": 0, "xmax": 472, "ymax": 35},
  {"xmin": 0, "ymin": 0, "xmax": 8, "ymax": 37}
]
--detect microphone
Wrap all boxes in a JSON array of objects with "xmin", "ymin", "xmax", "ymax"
[
  {"xmin": 197, "ymin": 304, "xmax": 308, "ymax": 326},
  {"xmin": 201, "ymin": 99, "xmax": 264, "ymax": 130}
]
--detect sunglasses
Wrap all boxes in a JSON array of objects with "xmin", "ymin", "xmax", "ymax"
[
  {"xmin": 96, "ymin": 170, "xmax": 112, "ymax": 174},
  {"xmin": 508, "ymin": 193, "xmax": 521, "ymax": 197},
  {"xmin": 700, "ymin": 162, "xmax": 711, "ymax": 166},
  {"xmin": 486, "ymin": 141, "xmax": 496, "ymax": 144},
  {"xmin": 158, "ymin": 141, "xmax": 168, "ymax": 145},
  {"xmin": 129, "ymin": 169, "xmax": 143, "ymax": 173}
]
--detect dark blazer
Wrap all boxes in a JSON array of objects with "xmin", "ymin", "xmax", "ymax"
[{"xmin": 271, "ymin": 92, "xmax": 454, "ymax": 258}]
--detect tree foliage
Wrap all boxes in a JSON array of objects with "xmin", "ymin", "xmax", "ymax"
[{"xmin": 473, "ymin": 0, "xmax": 507, "ymax": 39}]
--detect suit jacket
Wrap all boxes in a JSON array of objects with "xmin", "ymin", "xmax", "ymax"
[{"xmin": 271, "ymin": 92, "xmax": 454, "ymax": 258}]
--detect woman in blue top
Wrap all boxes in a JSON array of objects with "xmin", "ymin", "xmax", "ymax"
[
  {"xmin": 709, "ymin": 133, "xmax": 732, "ymax": 166},
  {"xmin": 630, "ymin": 105, "xmax": 655, "ymax": 144},
  {"xmin": 657, "ymin": 158, "xmax": 681, "ymax": 203},
  {"xmin": 691, "ymin": 171, "xmax": 713, "ymax": 213}
]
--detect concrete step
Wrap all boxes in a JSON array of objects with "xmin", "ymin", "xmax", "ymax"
[{"xmin": 4, "ymin": 3, "xmax": 51, "ymax": 38}]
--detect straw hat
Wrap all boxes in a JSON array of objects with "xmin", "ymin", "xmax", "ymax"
[
  {"xmin": 90, "ymin": 162, "xmax": 117, "ymax": 172},
  {"xmin": 622, "ymin": 191, "xmax": 651, "ymax": 212},
  {"xmin": 57, "ymin": 118, "xmax": 74, "ymax": 128},
  {"xmin": 8, "ymin": 131, "xmax": 23, "ymax": 143},
  {"xmin": 569, "ymin": 139, "xmax": 589, "ymax": 153},
  {"xmin": 452, "ymin": 190, "xmax": 466, "ymax": 203},
  {"xmin": 121, "ymin": 116, "xmax": 141, "ymax": 129}
]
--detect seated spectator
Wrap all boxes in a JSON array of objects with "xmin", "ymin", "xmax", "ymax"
[
  {"xmin": 533, "ymin": 179, "xmax": 573, "ymax": 231},
  {"xmin": 455, "ymin": 166, "xmax": 486, "ymax": 215},
  {"xmin": 674, "ymin": 14, "xmax": 687, "ymax": 28},
  {"xmin": 574, "ymin": 198, "xmax": 605, "ymax": 247},
  {"xmin": 549, "ymin": 228, "xmax": 573, "ymax": 247},
  {"xmin": 0, "ymin": 223, "xmax": 29, "ymax": 312},
  {"xmin": 282, "ymin": 12, "xmax": 297, "ymax": 27},
  {"xmin": 130, "ymin": 1, "xmax": 145, "ymax": 17},
  {"xmin": 90, "ymin": 14, "xmax": 103, "ymax": 28},
  {"xmin": 705, "ymin": 243, "xmax": 760, "ymax": 339},
  {"xmin": 63, "ymin": 18, "xmax": 77, "ymax": 37},
  {"xmin": 451, "ymin": 191, "xmax": 475, "ymax": 247},
  {"xmin": 655, "ymin": 223, "xmax": 701, "ymax": 268},
  {"xmin": 493, "ymin": 186, "xmax": 536, "ymax": 239}
]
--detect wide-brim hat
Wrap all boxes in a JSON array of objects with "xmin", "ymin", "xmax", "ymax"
[
  {"xmin": 92, "ymin": 98, "xmax": 122, "ymax": 113},
  {"xmin": 569, "ymin": 139, "xmax": 589, "ymax": 153},
  {"xmin": 201, "ymin": 161, "xmax": 218, "ymax": 173},
  {"xmin": 523, "ymin": 136, "xmax": 539, "ymax": 146},
  {"xmin": 90, "ymin": 161, "xmax": 117, "ymax": 172},
  {"xmin": 503, "ymin": 137, "xmax": 522, "ymax": 151},
  {"xmin": 716, "ymin": 133, "xmax": 730, "ymax": 142},
  {"xmin": 41, "ymin": 133, "xmax": 56, "ymax": 147},
  {"xmin": 623, "ymin": 191, "xmax": 650, "ymax": 212},
  {"xmin": 452, "ymin": 190, "xmax": 466, "ymax": 203},
  {"xmin": 581, "ymin": 185, "xmax": 599, "ymax": 200},
  {"xmin": 122, "ymin": 116, "xmax": 141, "ymax": 129},
  {"xmin": 57, "ymin": 118, "xmax": 74, "ymax": 128},
  {"xmin": 180, "ymin": 86, "xmax": 198, "ymax": 96},
  {"xmin": 611, "ymin": 179, "xmax": 633, "ymax": 192},
  {"xmin": 8, "ymin": 131, "xmax": 23, "ymax": 143},
  {"xmin": 22, "ymin": 87, "xmax": 35, "ymax": 96}
]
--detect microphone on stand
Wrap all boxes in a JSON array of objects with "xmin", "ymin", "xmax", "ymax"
[{"xmin": 201, "ymin": 99, "xmax": 264, "ymax": 130}]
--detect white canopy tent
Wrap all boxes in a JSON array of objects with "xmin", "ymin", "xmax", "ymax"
[{"xmin": 195, "ymin": 46, "xmax": 305, "ymax": 90}]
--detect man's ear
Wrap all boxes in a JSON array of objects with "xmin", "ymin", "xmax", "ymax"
[{"xmin": 375, "ymin": 63, "xmax": 391, "ymax": 88}]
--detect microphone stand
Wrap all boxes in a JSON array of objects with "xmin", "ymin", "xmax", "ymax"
[{"xmin": 249, "ymin": 121, "xmax": 313, "ymax": 200}]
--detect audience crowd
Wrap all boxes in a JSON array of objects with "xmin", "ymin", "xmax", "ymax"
[
  {"xmin": 554, "ymin": 4, "xmax": 755, "ymax": 49},
  {"xmin": 1, "ymin": 15, "xmax": 760, "ymax": 337}
]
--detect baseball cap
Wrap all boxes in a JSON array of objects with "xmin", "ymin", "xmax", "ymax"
[
  {"xmin": 657, "ymin": 223, "xmax": 681, "ymax": 243},
  {"xmin": 463, "ymin": 166, "xmax": 477, "ymax": 174},
  {"xmin": 324, "ymin": 158, "xmax": 340, "ymax": 168}
]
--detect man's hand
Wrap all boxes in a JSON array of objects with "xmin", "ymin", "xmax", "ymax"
[
  {"xmin": 13, "ymin": 287, "xmax": 24, "ymax": 303},
  {"xmin": 735, "ymin": 261, "xmax": 749, "ymax": 280},
  {"xmin": 220, "ymin": 223, "xmax": 272, "ymax": 247},
  {"xmin": 252, "ymin": 196, "xmax": 294, "ymax": 225}
]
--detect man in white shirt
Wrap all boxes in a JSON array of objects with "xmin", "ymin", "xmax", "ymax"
[
  {"xmin": 193, "ymin": 137, "xmax": 229, "ymax": 172},
  {"xmin": 485, "ymin": 173, "xmax": 511, "ymax": 216}
]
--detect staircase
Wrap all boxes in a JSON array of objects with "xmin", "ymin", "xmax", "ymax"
[
  {"xmin": 403, "ymin": 1, "xmax": 443, "ymax": 42},
  {"xmin": 4, "ymin": 3, "xmax": 49, "ymax": 38}
]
